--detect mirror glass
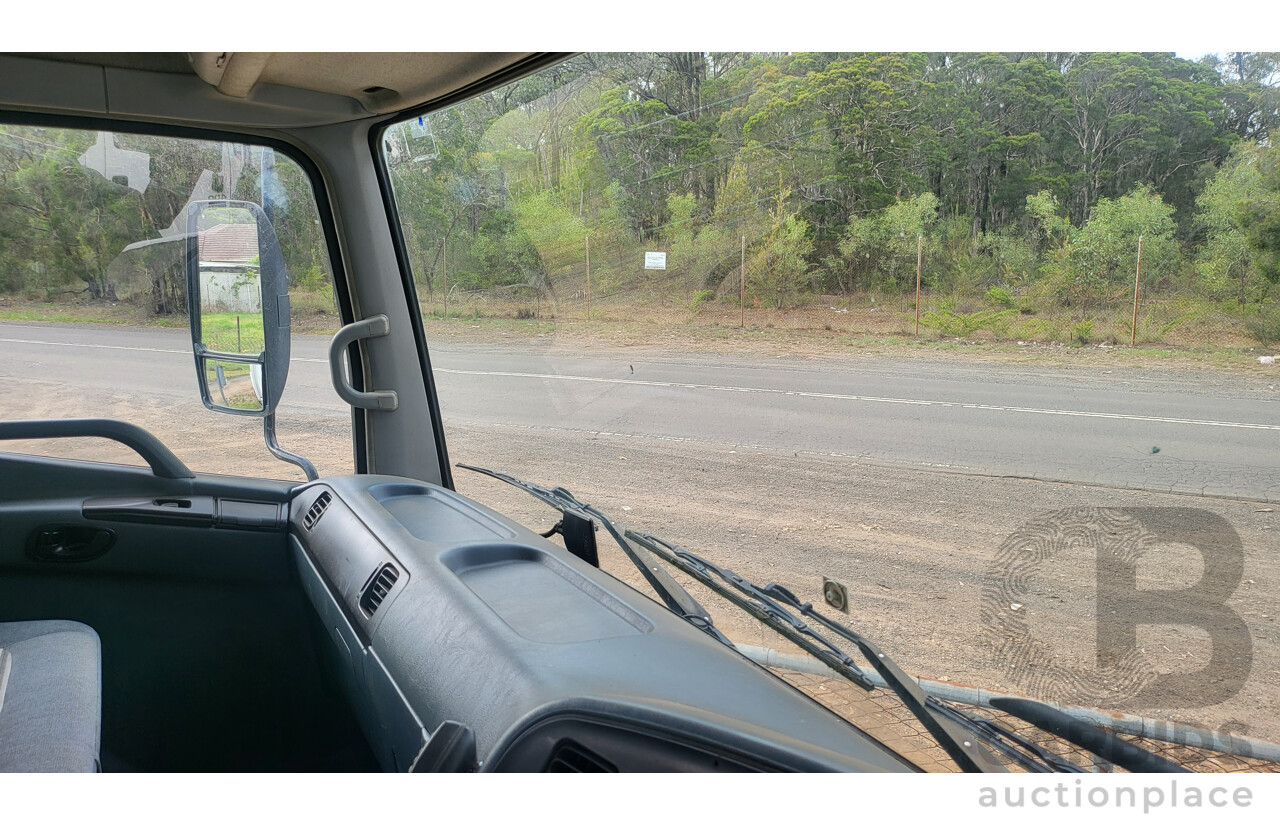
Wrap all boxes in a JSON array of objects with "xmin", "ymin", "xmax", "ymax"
[
  {"xmin": 193, "ymin": 205, "xmax": 265, "ymax": 356},
  {"xmin": 203, "ymin": 358, "xmax": 265, "ymax": 413}
]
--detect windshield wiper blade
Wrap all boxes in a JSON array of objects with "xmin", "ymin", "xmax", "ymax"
[
  {"xmin": 455, "ymin": 464, "xmax": 733, "ymax": 648},
  {"xmin": 625, "ymin": 530, "xmax": 1007, "ymax": 774},
  {"xmin": 626, "ymin": 534, "xmax": 878, "ymax": 689}
]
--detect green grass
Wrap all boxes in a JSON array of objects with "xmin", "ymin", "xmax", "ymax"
[
  {"xmin": 200, "ymin": 312, "xmax": 265, "ymax": 353},
  {"xmin": 203, "ymin": 361, "xmax": 261, "ymax": 410},
  {"xmin": 0, "ymin": 306, "xmax": 187, "ymax": 327},
  {"xmin": 205, "ymin": 360, "xmax": 252, "ymax": 379}
]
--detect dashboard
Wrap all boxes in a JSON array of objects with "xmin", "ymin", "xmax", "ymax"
[{"xmin": 289, "ymin": 475, "xmax": 917, "ymax": 772}]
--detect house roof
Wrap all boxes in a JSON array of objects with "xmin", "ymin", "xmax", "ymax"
[{"xmin": 198, "ymin": 223, "xmax": 258, "ymax": 264}]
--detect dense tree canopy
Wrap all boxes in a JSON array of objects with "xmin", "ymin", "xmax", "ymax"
[
  {"xmin": 378, "ymin": 52, "xmax": 1279, "ymax": 312},
  {"xmin": 3, "ymin": 53, "xmax": 1280, "ymax": 320}
]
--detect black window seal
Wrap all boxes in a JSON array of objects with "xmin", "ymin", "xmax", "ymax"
[
  {"xmin": 365, "ymin": 53, "xmax": 576, "ymax": 492},
  {"xmin": 0, "ymin": 110, "xmax": 368, "ymax": 474}
]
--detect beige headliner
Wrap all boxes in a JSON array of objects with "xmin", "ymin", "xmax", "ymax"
[
  {"xmin": 183, "ymin": 52, "xmax": 540, "ymax": 114},
  {"xmin": 2, "ymin": 52, "xmax": 564, "ymax": 128}
]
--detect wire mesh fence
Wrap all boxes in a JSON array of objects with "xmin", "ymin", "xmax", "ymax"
[
  {"xmin": 415, "ymin": 270, "xmax": 1276, "ymax": 353},
  {"xmin": 405, "ymin": 226, "xmax": 1280, "ymax": 351},
  {"xmin": 201, "ymin": 313, "xmax": 266, "ymax": 354}
]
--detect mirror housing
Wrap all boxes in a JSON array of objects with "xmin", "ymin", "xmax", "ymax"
[{"xmin": 185, "ymin": 200, "xmax": 291, "ymax": 416}]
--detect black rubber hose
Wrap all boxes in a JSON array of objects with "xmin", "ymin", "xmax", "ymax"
[{"xmin": 991, "ymin": 697, "xmax": 1188, "ymax": 773}]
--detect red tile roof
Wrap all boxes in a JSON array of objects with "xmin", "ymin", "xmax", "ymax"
[{"xmin": 198, "ymin": 223, "xmax": 258, "ymax": 264}]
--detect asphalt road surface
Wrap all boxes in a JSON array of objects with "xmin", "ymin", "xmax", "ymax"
[{"xmin": 3, "ymin": 320, "xmax": 1279, "ymax": 501}]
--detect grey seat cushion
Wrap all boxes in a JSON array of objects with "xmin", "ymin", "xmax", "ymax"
[{"xmin": 0, "ymin": 620, "xmax": 101, "ymax": 772}]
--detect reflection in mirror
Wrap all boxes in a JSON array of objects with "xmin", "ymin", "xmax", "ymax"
[
  {"xmin": 203, "ymin": 358, "xmax": 265, "ymax": 413},
  {"xmin": 195, "ymin": 206, "xmax": 264, "ymax": 355}
]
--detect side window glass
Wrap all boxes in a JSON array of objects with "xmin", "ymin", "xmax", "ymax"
[{"xmin": 0, "ymin": 125, "xmax": 352, "ymax": 479}]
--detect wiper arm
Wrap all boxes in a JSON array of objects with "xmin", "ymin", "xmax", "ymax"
[
  {"xmin": 625, "ymin": 530, "xmax": 1007, "ymax": 774},
  {"xmin": 455, "ymin": 464, "xmax": 733, "ymax": 648},
  {"xmin": 626, "ymin": 533, "xmax": 877, "ymax": 689}
]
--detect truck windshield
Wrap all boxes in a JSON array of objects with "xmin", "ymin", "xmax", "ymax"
[{"xmin": 379, "ymin": 52, "xmax": 1280, "ymax": 763}]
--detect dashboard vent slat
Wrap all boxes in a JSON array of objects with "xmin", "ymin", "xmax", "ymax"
[
  {"xmin": 360, "ymin": 563, "xmax": 400, "ymax": 617},
  {"xmin": 303, "ymin": 491, "xmax": 332, "ymax": 530},
  {"xmin": 545, "ymin": 740, "xmax": 616, "ymax": 773}
]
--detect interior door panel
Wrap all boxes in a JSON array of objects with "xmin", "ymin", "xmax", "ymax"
[{"xmin": 0, "ymin": 449, "xmax": 376, "ymax": 771}]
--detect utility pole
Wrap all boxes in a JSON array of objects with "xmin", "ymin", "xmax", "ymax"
[
  {"xmin": 740, "ymin": 235, "xmax": 745, "ymax": 328},
  {"xmin": 585, "ymin": 235, "xmax": 591, "ymax": 321},
  {"xmin": 442, "ymin": 241, "xmax": 448, "ymax": 319}
]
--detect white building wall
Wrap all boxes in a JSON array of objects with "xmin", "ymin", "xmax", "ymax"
[{"xmin": 200, "ymin": 269, "xmax": 261, "ymax": 313}]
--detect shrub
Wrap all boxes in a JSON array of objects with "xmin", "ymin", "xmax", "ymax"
[
  {"xmin": 298, "ymin": 264, "xmax": 330, "ymax": 294},
  {"xmin": 920, "ymin": 301, "xmax": 1017, "ymax": 337},
  {"xmin": 1011, "ymin": 318, "xmax": 1056, "ymax": 342},
  {"xmin": 1072, "ymin": 319, "xmax": 1095, "ymax": 345},
  {"xmin": 985, "ymin": 286, "xmax": 1016, "ymax": 309},
  {"xmin": 1245, "ymin": 306, "xmax": 1280, "ymax": 347},
  {"xmin": 689, "ymin": 288, "xmax": 716, "ymax": 313},
  {"xmin": 1070, "ymin": 185, "xmax": 1180, "ymax": 288},
  {"xmin": 748, "ymin": 213, "xmax": 814, "ymax": 309}
]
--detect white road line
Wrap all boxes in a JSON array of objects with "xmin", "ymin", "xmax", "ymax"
[
  {"xmin": 0, "ymin": 337, "xmax": 328, "ymax": 363},
  {"xmin": 434, "ymin": 367, "xmax": 1280, "ymax": 432},
  {"xmin": 0, "ymin": 336, "xmax": 188, "ymax": 355},
  {"xmin": 6, "ymin": 335, "xmax": 1276, "ymax": 432}
]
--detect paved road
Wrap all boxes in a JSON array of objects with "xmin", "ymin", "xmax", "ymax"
[{"xmin": 3, "ymin": 321, "xmax": 1280, "ymax": 501}]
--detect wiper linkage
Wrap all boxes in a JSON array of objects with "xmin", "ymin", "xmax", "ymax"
[
  {"xmin": 625, "ymin": 530, "xmax": 1008, "ymax": 774},
  {"xmin": 455, "ymin": 464, "xmax": 733, "ymax": 648}
]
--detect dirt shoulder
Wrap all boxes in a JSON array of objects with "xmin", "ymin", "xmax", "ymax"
[
  {"xmin": 421, "ymin": 314, "xmax": 1280, "ymax": 377},
  {"xmin": 6, "ymin": 297, "xmax": 1276, "ymax": 378}
]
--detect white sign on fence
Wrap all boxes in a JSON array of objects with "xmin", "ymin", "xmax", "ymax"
[{"xmin": 644, "ymin": 251, "xmax": 667, "ymax": 270}]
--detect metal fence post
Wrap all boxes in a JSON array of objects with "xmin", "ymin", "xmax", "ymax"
[
  {"xmin": 915, "ymin": 235, "xmax": 923, "ymax": 335},
  {"xmin": 1130, "ymin": 234, "xmax": 1143, "ymax": 347}
]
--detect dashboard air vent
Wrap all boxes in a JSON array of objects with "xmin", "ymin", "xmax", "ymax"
[
  {"xmin": 360, "ymin": 563, "xmax": 400, "ymax": 617},
  {"xmin": 303, "ymin": 491, "xmax": 332, "ymax": 530},
  {"xmin": 545, "ymin": 740, "xmax": 616, "ymax": 773}
]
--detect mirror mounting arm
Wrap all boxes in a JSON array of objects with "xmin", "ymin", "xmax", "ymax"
[{"xmin": 264, "ymin": 412, "xmax": 318, "ymax": 481}]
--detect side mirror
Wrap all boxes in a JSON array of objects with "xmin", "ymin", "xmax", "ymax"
[{"xmin": 185, "ymin": 200, "xmax": 291, "ymax": 416}]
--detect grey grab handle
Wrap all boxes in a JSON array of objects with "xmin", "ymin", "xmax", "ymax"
[
  {"xmin": 329, "ymin": 315, "xmax": 399, "ymax": 411},
  {"xmin": 0, "ymin": 419, "xmax": 195, "ymax": 479}
]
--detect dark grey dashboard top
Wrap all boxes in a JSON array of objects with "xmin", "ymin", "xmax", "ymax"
[{"xmin": 291, "ymin": 474, "xmax": 917, "ymax": 772}]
